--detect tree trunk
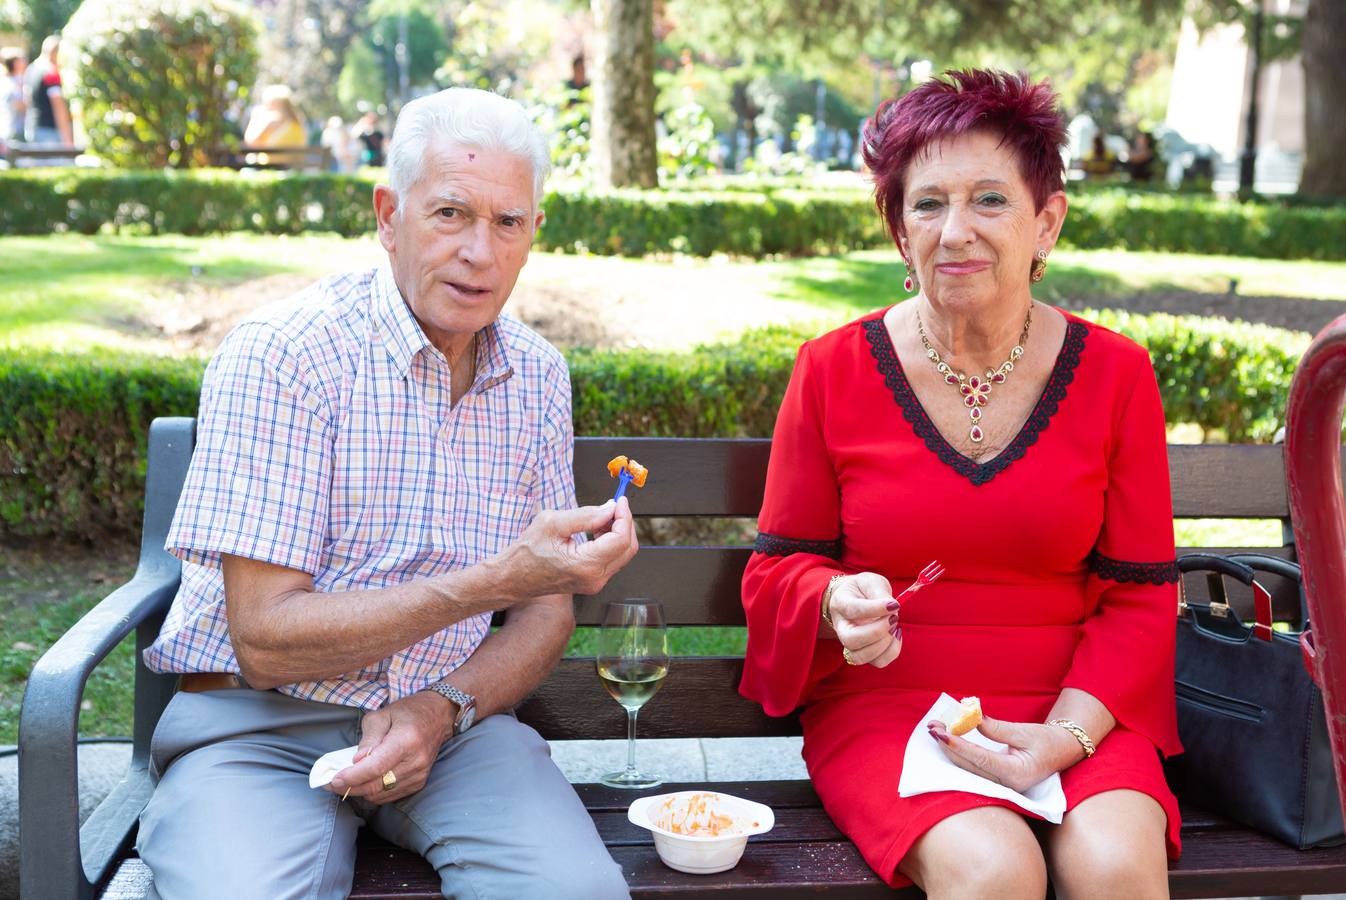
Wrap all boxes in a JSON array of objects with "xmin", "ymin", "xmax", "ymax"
[
  {"xmin": 1299, "ymin": 0, "xmax": 1346, "ymax": 197},
  {"xmin": 590, "ymin": 0, "xmax": 658, "ymax": 189}
]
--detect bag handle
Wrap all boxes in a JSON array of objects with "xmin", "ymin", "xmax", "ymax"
[
  {"xmin": 1227, "ymin": 553, "xmax": 1309, "ymax": 628},
  {"xmin": 1176, "ymin": 553, "xmax": 1275, "ymax": 642},
  {"xmin": 1225, "ymin": 554, "xmax": 1321, "ymax": 685}
]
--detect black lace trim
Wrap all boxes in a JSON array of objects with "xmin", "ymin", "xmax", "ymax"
[
  {"xmin": 1089, "ymin": 550, "xmax": 1180, "ymax": 585},
  {"xmin": 862, "ymin": 318, "xmax": 1088, "ymax": 487},
  {"xmin": 753, "ymin": 532, "xmax": 842, "ymax": 559}
]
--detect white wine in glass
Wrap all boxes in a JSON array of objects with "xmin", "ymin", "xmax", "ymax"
[{"xmin": 597, "ymin": 599, "xmax": 668, "ymax": 789}]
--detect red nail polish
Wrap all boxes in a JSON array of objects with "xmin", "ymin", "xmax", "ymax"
[
  {"xmin": 886, "ymin": 600, "xmax": 899, "ymax": 611},
  {"xmin": 894, "ymin": 626, "xmax": 903, "ymax": 641},
  {"xmin": 888, "ymin": 614, "xmax": 898, "ymax": 625}
]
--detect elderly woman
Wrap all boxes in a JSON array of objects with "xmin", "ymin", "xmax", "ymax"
[{"xmin": 741, "ymin": 69, "xmax": 1180, "ymax": 898}]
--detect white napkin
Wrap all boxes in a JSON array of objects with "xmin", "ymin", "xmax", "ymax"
[
  {"xmin": 897, "ymin": 693, "xmax": 1067, "ymax": 824},
  {"xmin": 308, "ymin": 745, "xmax": 359, "ymax": 789}
]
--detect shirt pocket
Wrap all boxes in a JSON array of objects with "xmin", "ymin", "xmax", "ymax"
[{"xmin": 473, "ymin": 489, "xmax": 538, "ymax": 559}]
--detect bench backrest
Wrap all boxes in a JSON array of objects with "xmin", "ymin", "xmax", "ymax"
[
  {"xmin": 529, "ymin": 438, "xmax": 1312, "ymax": 740},
  {"xmin": 139, "ymin": 421, "xmax": 1314, "ymax": 742}
]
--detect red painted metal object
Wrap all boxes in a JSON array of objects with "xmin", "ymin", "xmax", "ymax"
[{"xmin": 1285, "ymin": 313, "xmax": 1346, "ymax": 821}]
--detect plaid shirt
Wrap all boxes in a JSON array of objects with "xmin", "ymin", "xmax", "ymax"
[{"xmin": 144, "ymin": 264, "xmax": 577, "ymax": 710}]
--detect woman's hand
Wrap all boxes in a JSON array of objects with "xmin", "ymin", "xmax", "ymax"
[
  {"xmin": 828, "ymin": 572, "xmax": 902, "ymax": 668},
  {"xmin": 926, "ymin": 715, "xmax": 1085, "ymax": 793}
]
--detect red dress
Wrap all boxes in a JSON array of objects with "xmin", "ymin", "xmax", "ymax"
[{"xmin": 740, "ymin": 308, "xmax": 1183, "ymax": 886}]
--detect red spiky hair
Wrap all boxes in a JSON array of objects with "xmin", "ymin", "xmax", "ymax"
[{"xmin": 862, "ymin": 69, "xmax": 1067, "ymax": 244}]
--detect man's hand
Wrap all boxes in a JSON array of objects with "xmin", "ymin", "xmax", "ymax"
[
  {"xmin": 328, "ymin": 691, "xmax": 455, "ymax": 805},
  {"xmin": 495, "ymin": 497, "xmax": 639, "ymax": 601},
  {"xmin": 926, "ymin": 716, "xmax": 1085, "ymax": 793},
  {"xmin": 829, "ymin": 572, "xmax": 903, "ymax": 668}
]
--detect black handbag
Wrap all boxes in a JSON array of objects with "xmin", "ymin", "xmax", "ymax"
[{"xmin": 1163, "ymin": 553, "xmax": 1343, "ymax": 848}]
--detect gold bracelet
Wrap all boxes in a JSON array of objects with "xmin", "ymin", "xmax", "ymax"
[
  {"xmin": 821, "ymin": 574, "xmax": 846, "ymax": 628},
  {"xmin": 1048, "ymin": 718, "xmax": 1096, "ymax": 758}
]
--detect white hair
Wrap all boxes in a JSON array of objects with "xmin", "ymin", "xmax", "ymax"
[{"xmin": 387, "ymin": 88, "xmax": 551, "ymax": 210}]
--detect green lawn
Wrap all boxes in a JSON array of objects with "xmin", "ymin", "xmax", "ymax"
[
  {"xmin": 0, "ymin": 545, "xmax": 138, "ymax": 744},
  {"xmin": 0, "ymin": 233, "xmax": 383, "ymax": 352}
]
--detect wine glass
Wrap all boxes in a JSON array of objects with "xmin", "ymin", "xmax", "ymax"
[{"xmin": 596, "ymin": 599, "xmax": 669, "ymax": 789}]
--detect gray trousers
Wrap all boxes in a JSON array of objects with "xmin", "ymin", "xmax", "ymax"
[{"xmin": 136, "ymin": 689, "xmax": 630, "ymax": 900}]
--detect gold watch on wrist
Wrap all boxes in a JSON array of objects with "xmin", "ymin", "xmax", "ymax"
[{"xmin": 821, "ymin": 574, "xmax": 846, "ymax": 628}]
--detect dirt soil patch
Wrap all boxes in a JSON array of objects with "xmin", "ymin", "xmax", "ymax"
[
  {"xmin": 138, "ymin": 253, "xmax": 1334, "ymax": 358},
  {"xmin": 1057, "ymin": 291, "xmax": 1346, "ymax": 335}
]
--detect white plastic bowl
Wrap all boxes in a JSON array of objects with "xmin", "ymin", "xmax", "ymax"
[{"xmin": 627, "ymin": 790, "xmax": 775, "ymax": 874}]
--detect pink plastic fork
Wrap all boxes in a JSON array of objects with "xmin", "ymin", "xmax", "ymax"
[{"xmin": 896, "ymin": 560, "xmax": 945, "ymax": 604}]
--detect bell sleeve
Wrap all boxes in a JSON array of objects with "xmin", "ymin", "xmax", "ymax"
[
  {"xmin": 740, "ymin": 341, "xmax": 847, "ymax": 716},
  {"xmin": 1063, "ymin": 351, "xmax": 1183, "ymax": 756}
]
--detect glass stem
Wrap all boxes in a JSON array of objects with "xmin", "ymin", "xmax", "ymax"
[{"xmin": 625, "ymin": 707, "xmax": 640, "ymax": 775}]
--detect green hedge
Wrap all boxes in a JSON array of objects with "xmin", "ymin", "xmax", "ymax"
[
  {"xmin": 0, "ymin": 312, "xmax": 1308, "ymax": 544},
  {"xmin": 3, "ymin": 170, "xmax": 1345, "ymax": 259}
]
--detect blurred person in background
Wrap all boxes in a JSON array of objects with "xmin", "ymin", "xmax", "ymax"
[
  {"xmin": 1, "ymin": 47, "xmax": 27, "ymax": 145},
  {"xmin": 353, "ymin": 106, "xmax": 386, "ymax": 167},
  {"xmin": 24, "ymin": 36, "xmax": 72, "ymax": 145},
  {"xmin": 1126, "ymin": 131, "xmax": 1158, "ymax": 184},
  {"xmin": 321, "ymin": 115, "xmax": 358, "ymax": 173},
  {"xmin": 244, "ymin": 84, "xmax": 307, "ymax": 148},
  {"xmin": 1080, "ymin": 133, "xmax": 1117, "ymax": 179}
]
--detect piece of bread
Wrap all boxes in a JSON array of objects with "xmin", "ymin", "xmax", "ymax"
[{"xmin": 941, "ymin": 696, "xmax": 983, "ymax": 736}]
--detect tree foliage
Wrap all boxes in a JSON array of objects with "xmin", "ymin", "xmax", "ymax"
[
  {"xmin": 6, "ymin": 0, "xmax": 81, "ymax": 52},
  {"xmin": 62, "ymin": 0, "xmax": 259, "ymax": 168},
  {"xmin": 249, "ymin": 0, "xmax": 366, "ymax": 121}
]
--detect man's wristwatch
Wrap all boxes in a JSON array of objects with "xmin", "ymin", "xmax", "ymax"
[{"xmin": 427, "ymin": 681, "xmax": 478, "ymax": 735}]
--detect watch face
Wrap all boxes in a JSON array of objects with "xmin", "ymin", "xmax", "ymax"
[{"xmin": 458, "ymin": 704, "xmax": 477, "ymax": 732}]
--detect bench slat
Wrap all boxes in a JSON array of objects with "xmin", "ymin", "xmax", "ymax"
[
  {"xmin": 1169, "ymin": 826, "xmax": 1346, "ymax": 896},
  {"xmin": 576, "ymin": 439, "xmax": 772, "ymax": 516},
  {"xmin": 1167, "ymin": 444, "xmax": 1291, "ymax": 517},
  {"xmin": 98, "ymin": 793, "xmax": 1346, "ymax": 899},
  {"xmin": 584, "ymin": 547, "xmax": 752, "ymax": 621},
  {"xmin": 575, "ymin": 439, "xmax": 1318, "ymax": 520},
  {"xmin": 582, "ymin": 545, "xmax": 1295, "ymax": 625}
]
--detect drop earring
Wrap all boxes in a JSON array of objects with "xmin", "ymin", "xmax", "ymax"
[
  {"xmin": 1030, "ymin": 248, "xmax": 1048, "ymax": 283},
  {"xmin": 903, "ymin": 261, "xmax": 918, "ymax": 293}
]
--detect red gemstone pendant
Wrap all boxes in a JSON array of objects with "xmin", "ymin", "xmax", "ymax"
[{"xmin": 970, "ymin": 425, "xmax": 984, "ymax": 442}]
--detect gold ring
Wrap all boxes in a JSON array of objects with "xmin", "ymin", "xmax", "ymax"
[
  {"xmin": 381, "ymin": 770, "xmax": 397, "ymax": 791},
  {"xmin": 842, "ymin": 647, "xmax": 859, "ymax": 666}
]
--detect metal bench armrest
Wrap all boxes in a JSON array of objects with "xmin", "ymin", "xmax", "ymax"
[{"xmin": 18, "ymin": 417, "xmax": 194, "ymax": 899}]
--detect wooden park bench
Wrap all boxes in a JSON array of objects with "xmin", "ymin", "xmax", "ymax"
[
  {"xmin": 19, "ymin": 320, "xmax": 1346, "ymax": 898},
  {"xmin": 224, "ymin": 144, "xmax": 333, "ymax": 172},
  {"xmin": 2, "ymin": 142, "xmax": 84, "ymax": 168}
]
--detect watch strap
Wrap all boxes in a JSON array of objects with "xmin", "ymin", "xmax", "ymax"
[{"xmin": 428, "ymin": 681, "xmax": 476, "ymax": 733}]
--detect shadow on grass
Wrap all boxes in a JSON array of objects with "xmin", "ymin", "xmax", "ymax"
[
  {"xmin": 0, "ymin": 236, "xmax": 299, "ymax": 337},
  {"xmin": 0, "ymin": 236, "xmax": 296, "ymax": 287},
  {"xmin": 770, "ymin": 254, "xmax": 1136, "ymax": 315}
]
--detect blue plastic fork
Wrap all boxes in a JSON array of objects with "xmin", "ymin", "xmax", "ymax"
[{"xmin": 612, "ymin": 468, "xmax": 635, "ymax": 502}]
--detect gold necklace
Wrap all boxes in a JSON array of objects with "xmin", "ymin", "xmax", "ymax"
[{"xmin": 917, "ymin": 306, "xmax": 1032, "ymax": 444}]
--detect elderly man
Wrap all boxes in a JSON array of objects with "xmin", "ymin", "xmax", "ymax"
[{"xmin": 136, "ymin": 88, "xmax": 637, "ymax": 899}]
